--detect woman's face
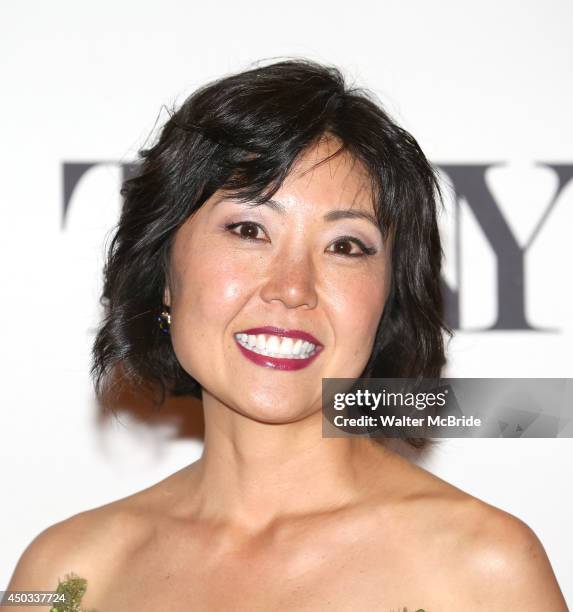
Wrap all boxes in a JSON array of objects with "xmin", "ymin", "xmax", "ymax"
[{"xmin": 164, "ymin": 138, "xmax": 392, "ymax": 423}]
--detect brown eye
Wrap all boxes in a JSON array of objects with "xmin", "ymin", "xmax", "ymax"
[
  {"xmin": 329, "ymin": 237, "xmax": 375, "ymax": 258},
  {"xmin": 332, "ymin": 240, "xmax": 355, "ymax": 256},
  {"xmin": 225, "ymin": 222, "xmax": 267, "ymax": 242},
  {"xmin": 239, "ymin": 223, "xmax": 259, "ymax": 239}
]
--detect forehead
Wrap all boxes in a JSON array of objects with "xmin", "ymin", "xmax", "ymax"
[{"xmin": 277, "ymin": 138, "xmax": 375, "ymax": 213}]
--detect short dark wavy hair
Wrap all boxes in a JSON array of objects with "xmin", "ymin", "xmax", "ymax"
[{"xmin": 91, "ymin": 58, "xmax": 452, "ymax": 450}]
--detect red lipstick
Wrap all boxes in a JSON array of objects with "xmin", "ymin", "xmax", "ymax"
[
  {"xmin": 234, "ymin": 327, "xmax": 324, "ymax": 371},
  {"xmin": 237, "ymin": 327, "xmax": 323, "ymax": 347}
]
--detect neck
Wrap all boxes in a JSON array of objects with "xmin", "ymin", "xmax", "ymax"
[{"xmin": 179, "ymin": 391, "xmax": 393, "ymax": 533}]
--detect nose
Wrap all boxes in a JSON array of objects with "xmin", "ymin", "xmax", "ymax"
[{"xmin": 260, "ymin": 251, "xmax": 318, "ymax": 310}]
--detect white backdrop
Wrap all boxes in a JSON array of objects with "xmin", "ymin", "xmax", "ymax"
[{"xmin": 1, "ymin": 0, "xmax": 572, "ymax": 603}]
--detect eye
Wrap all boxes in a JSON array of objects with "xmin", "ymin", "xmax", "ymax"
[
  {"xmin": 225, "ymin": 221, "xmax": 268, "ymax": 242},
  {"xmin": 328, "ymin": 236, "xmax": 377, "ymax": 258},
  {"xmin": 224, "ymin": 222, "xmax": 377, "ymax": 258}
]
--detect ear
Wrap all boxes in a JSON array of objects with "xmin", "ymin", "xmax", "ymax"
[{"xmin": 163, "ymin": 286, "xmax": 171, "ymax": 307}]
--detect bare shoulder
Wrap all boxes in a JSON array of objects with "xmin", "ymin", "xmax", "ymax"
[
  {"xmin": 4, "ymin": 505, "xmax": 136, "ymax": 600},
  {"xmin": 452, "ymin": 499, "xmax": 568, "ymax": 609},
  {"xmin": 4, "ymin": 469, "xmax": 185, "ymax": 610},
  {"xmin": 385, "ymin": 451, "xmax": 568, "ymax": 610}
]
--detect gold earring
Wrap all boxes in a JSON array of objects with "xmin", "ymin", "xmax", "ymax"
[{"xmin": 157, "ymin": 305, "xmax": 171, "ymax": 334}]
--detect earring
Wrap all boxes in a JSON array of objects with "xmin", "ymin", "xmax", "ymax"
[{"xmin": 157, "ymin": 305, "xmax": 171, "ymax": 334}]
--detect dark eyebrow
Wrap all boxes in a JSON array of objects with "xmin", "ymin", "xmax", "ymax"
[
  {"xmin": 215, "ymin": 197, "xmax": 380, "ymax": 230},
  {"xmin": 322, "ymin": 208, "xmax": 380, "ymax": 229}
]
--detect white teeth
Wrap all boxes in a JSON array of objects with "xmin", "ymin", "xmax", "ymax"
[
  {"xmin": 267, "ymin": 335, "xmax": 281, "ymax": 354},
  {"xmin": 234, "ymin": 333, "xmax": 318, "ymax": 359},
  {"xmin": 279, "ymin": 337, "xmax": 293, "ymax": 355}
]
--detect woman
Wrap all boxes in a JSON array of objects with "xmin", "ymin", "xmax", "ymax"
[{"xmin": 5, "ymin": 59, "xmax": 567, "ymax": 611}]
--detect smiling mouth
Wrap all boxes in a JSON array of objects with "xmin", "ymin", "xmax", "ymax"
[
  {"xmin": 232, "ymin": 328, "xmax": 324, "ymax": 371},
  {"xmin": 234, "ymin": 323, "xmax": 323, "ymax": 355},
  {"xmin": 234, "ymin": 332, "xmax": 318, "ymax": 359}
]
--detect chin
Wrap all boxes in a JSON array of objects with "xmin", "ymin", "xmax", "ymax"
[{"xmin": 233, "ymin": 394, "xmax": 318, "ymax": 425}]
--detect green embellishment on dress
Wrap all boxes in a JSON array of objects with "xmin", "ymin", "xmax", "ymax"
[
  {"xmin": 46, "ymin": 573, "xmax": 423, "ymax": 612},
  {"xmin": 49, "ymin": 573, "xmax": 96, "ymax": 612}
]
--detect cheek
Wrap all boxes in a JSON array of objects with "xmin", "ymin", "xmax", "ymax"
[
  {"xmin": 174, "ymin": 251, "xmax": 252, "ymax": 332},
  {"xmin": 169, "ymin": 252, "xmax": 253, "ymax": 379},
  {"xmin": 326, "ymin": 269, "xmax": 388, "ymax": 354}
]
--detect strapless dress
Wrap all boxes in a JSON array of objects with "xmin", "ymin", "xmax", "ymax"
[{"xmin": 49, "ymin": 572, "xmax": 426, "ymax": 611}]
